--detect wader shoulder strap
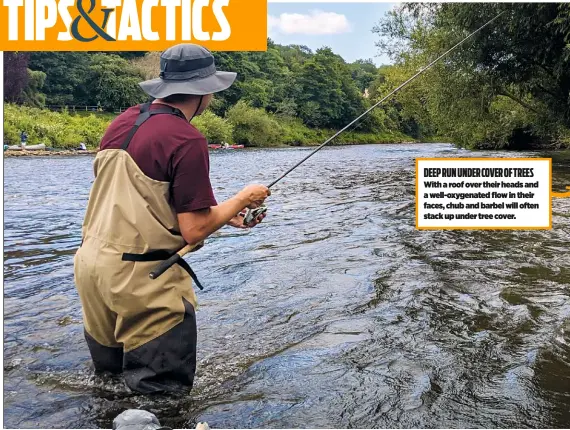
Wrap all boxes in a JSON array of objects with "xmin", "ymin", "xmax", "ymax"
[
  {"xmin": 117, "ymin": 103, "xmax": 204, "ymax": 290},
  {"xmin": 121, "ymin": 103, "xmax": 186, "ymax": 150}
]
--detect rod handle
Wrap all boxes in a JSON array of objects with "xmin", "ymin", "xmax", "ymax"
[
  {"xmin": 149, "ymin": 244, "xmax": 195, "ymax": 279},
  {"xmin": 149, "ymin": 254, "xmax": 180, "ymax": 279}
]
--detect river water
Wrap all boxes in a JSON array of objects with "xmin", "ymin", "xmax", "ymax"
[{"xmin": 3, "ymin": 143, "xmax": 570, "ymax": 429}]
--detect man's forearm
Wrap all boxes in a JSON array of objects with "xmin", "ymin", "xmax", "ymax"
[
  {"xmin": 207, "ymin": 195, "xmax": 250, "ymax": 233},
  {"xmin": 179, "ymin": 194, "xmax": 249, "ymax": 246}
]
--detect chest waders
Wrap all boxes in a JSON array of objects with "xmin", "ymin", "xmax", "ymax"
[{"xmin": 74, "ymin": 103, "xmax": 204, "ymax": 394}]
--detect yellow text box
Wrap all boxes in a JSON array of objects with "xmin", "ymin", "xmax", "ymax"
[{"xmin": 416, "ymin": 158, "xmax": 552, "ymax": 230}]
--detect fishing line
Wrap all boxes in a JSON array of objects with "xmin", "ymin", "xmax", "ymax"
[
  {"xmin": 149, "ymin": 10, "xmax": 505, "ymax": 280},
  {"xmin": 266, "ymin": 10, "xmax": 505, "ymax": 189}
]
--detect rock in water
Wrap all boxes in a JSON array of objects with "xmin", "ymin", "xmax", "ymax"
[
  {"xmin": 113, "ymin": 409, "xmax": 172, "ymax": 430},
  {"xmin": 113, "ymin": 409, "xmax": 211, "ymax": 430}
]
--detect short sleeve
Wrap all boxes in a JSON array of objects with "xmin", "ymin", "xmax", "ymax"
[{"xmin": 170, "ymin": 137, "xmax": 218, "ymax": 213}]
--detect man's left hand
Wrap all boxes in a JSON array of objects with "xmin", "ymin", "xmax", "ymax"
[{"xmin": 227, "ymin": 210, "xmax": 267, "ymax": 229}]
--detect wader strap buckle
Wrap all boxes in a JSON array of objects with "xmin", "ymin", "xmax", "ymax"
[{"xmin": 122, "ymin": 250, "xmax": 205, "ymax": 290}]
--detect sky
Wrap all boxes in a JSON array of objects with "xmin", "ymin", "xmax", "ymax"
[{"xmin": 266, "ymin": 2, "xmax": 396, "ymax": 66}]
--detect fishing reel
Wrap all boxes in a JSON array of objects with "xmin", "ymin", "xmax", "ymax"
[{"xmin": 243, "ymin": 204, "xmax": 268, "ymax": 226}]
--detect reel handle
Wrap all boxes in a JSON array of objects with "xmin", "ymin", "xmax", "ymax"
[{"xmin": 243, "ymin": 204, "xmax": 268, "ymax": 226}]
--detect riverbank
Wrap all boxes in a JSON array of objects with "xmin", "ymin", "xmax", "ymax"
[
  {"xmin": 3, "ymin": 141, "xmax": 424, "ymax": 157},
  {"xmin": 3, "ymin": 103, "xmax": 419, "ymax": 151},
  {"xmin": 4, "ymin": 149, "xmax": 98, "ymax": 157}
]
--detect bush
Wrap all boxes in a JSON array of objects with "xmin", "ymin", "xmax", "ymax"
[
  {"xmin": 3, "ymin": 103, "xmax": 417, "ymax": 151},
  {"xmin": 3, "ymin": 104, "xmax": 111, "ymax": 149},
  {"xmin": 225, "ymin": 101, "xmax": 285, "ymax": 147},
  {"xmin": 192, "ymin": 110, "xmax": 234, "ymax": 144},
  {"xmin": 276, "ymin": 116, "xmax": 315, "ymax": 146},
  {"xmin": 274, "ymin": 114, "xmax": 413, "ymax": 146},
  {"xmin": 3, "ymin": 121, "xmax": 20, "ymax": 145}
]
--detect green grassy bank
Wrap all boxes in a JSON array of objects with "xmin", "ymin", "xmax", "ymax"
[{"xmin": 3, "ymin": 103, "xmax": 416, "ymax": 150}]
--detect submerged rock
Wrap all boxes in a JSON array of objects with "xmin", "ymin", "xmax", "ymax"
[
  {"xmin": 113, "ymin": 409, "xmax": 171, "ymax": 430},
  {"xmin": 113, "ymin": 409, "xmax": 211, "ymax": 430}
]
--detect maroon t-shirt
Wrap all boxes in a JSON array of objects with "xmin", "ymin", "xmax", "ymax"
[{"xmin": 99, "ymin": 103, "xmax": 217, "ymax": 213}]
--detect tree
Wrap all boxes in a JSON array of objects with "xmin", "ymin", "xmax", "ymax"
[
  {"xmin": 296, "ymin": 47, "xmax": 367, "ymax": 129},
  {"xmin": 20, "ymin": 69, "xmax": 47, "ymax": 108},
  {"xmin": 372, "ymin": 2, "xmax": 570, "ymax": 148},
  {"xmin": 350, "ymin": 59, "xmax": 378, "ymax": 93},
  {"xmin": 4, "ymin": 52, "xmax": 30, "ymax": 103},
  {"xmin": 87, "ymin": 54, "xmax": 148, "ymax": 110},
  {"xmin": 225, "ymin": 101, "xmax": 284, "ymax": 147},
  {"xmin": 29, "ymin": 52, "xmax": 91, "ymax": 105},
  {"xmin": 112, "ymin": 51, "xmax": 147, "ymax": 60},
  {"xmin": 130, "ymin": 51, "xmax": 161, "ymax": 81},
  {"xmin": 240, "ymin": 78, "xmax": 273, "ymax": 108},
  {"xmin": 206, "ymin": 51, "xmax": 251, "ymax": 115},
  {"xmin": 19, "ymin": 40, "xmax": 408, "ymax": 140}
]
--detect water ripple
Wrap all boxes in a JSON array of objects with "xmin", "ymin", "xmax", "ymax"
[{"xmin": 4, "ymin": 144, "xmax": 570, "ymax": 428}]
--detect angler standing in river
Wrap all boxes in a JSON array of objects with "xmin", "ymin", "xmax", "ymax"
[{"xmin": 73, "ymin": 43, "xmax": 270, "ymax": 394}]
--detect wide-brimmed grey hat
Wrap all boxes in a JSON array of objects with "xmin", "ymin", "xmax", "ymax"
[{"xmin": 139, "ymin": 44, "xmax": 237, "ymax": 99}]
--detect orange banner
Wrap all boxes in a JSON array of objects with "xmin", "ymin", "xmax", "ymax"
[{"xmin": 0, "ymin": 0, "xmax": 267, "ymax": 51}]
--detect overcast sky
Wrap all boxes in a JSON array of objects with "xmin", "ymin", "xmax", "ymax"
[{"xmin": 267, "ymin": 2, "xmax": 396, "ymax": 66}]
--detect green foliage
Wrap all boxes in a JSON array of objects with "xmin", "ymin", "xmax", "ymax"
[
  {"xmin": 20, "ymin": 69, "xmax": 47, "ymax": 108},
  {"xmin": 3, "ymin": 121, "xmax": 20, "ymax": 145},
  {"xmin": 336, "ymin": 129, "xmax": 412, "ymax": 145},
  {"xmin": 225, "ymin": 101, "xmax": 285, "ymax": 147},
  {"xmin": 87, "ymin": 54, "xmax": 148, "ymax": 111},
  {"xmin": 4, "ymin": 102, "xmax": 415, "ymax": 150},
  {"xmin": 29, "ymin": 52, "xmax": 91, "ymax": 105},
  {"xmin": 369, "ymin": 63, "xmax": 436, "ymax": 139},
  {"xmin": 274, "ymin": 99, "xmax": 298, "ymax": 117},
  {"xmin": 274, "ymin": 116, "xmax": 321, "ymax": 146},
  {"xmin": 112, "ymin": 51, "xmax": 148, "ymax": 60},
  {"xmin": 3, "ymin": 104, "xmax": 111, "ymax": 149},
  {"xmin": 350, "ymin": 59, "xmax": 378, "ymax": 93},
  {"xmin": 28, "ymin": 52, "xmax": 148, "ymax": 109},
  {"xmin": 372, "ymin": 3, "xmax": 570, "ymax": 149},
  {"xmin": 18, "ymin": 39, "xmax": 432, "ymax": 148},
  {"xmin": 240, "ymin": 78, "xmax": 273, "ymax": 108},
  {"xmin": 296, "ymin": 48, "xmax": 367, "ymax": 129},
  {"xmin": 16, "ymin": 9, "xmax": 570, "ymax": 152},
  {"xmin": 192, "ymin": 110, "xmax": 234, "ymax": 144},
  {"xmin": 4, "ymin": 52, "xmax": 31, "ymax": 103},
  {"xmin": 189, "ymin": 44, "xmax": 377, "ymax": 134},
  {"xmin": 275, "ymin": 116, "xmax": 412, "ymax": 146}
]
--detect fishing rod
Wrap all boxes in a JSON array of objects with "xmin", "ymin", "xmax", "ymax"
[
  {"xmin": 149, "ymin": 10, "xmax": 505, "ymax": 280},
  {"xmin": 241, "ymin": 9, "xmax": 504, "ymax": 223}
]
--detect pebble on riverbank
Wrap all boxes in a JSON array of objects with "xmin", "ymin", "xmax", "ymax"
[{"xmin": 4, "ymin": 150, "xmax": 98, "ymax": 157}]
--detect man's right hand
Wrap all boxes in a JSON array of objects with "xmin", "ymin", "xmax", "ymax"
[
  {"xmin": 178, "ymin": 184, "xmax": 271, "ymax": 247},
  {"xmin": 238, "ymin": 184, "xmax": 271, "ymax": 208}
]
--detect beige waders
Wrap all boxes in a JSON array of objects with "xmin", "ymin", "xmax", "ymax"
[{"xmin": 74, "ymin": 103, "xmax": 203, "ymax": 394}]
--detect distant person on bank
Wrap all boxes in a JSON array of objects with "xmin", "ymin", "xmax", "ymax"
[
  {"xmin": 20, "ymin": 130, "xmax": 28, "ymax": 147},
  {"xmin": 73, "ymin": 43, "xmax": 270, "ymax": 394}
]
